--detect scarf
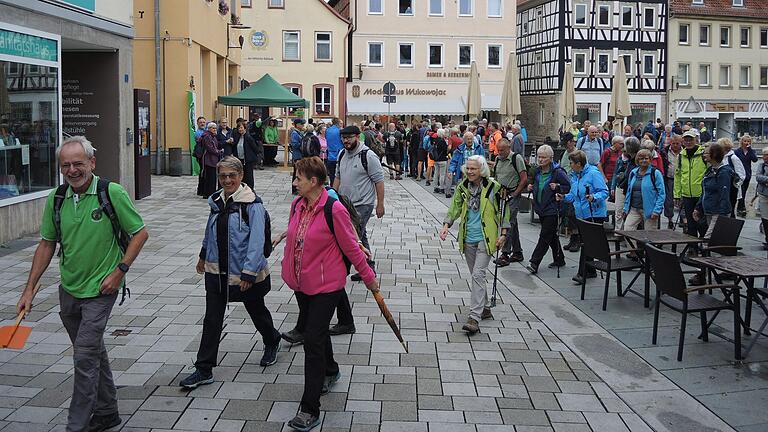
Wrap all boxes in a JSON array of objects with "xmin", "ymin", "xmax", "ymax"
[{"xmin": 468, "ymin": 181, "xmax": 482, "ymax": 211}]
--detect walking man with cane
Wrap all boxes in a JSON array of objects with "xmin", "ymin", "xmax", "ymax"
[{"xmin": 491, "ymin": 138, "xmax": 528, "ymax": 267}]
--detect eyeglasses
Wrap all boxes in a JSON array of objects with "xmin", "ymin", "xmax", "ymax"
[
  {"xmin": 60, "ymin": 161, "xmax": 88, "ymax": 171},
  {"xmin": 218, "ymin": 172, "xmax": 240, "ymax": 179}
]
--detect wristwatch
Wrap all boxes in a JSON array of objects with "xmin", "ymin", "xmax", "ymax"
[{"xmin": 117, "ymin": 263, "xmax": 130, "ymax": 273}]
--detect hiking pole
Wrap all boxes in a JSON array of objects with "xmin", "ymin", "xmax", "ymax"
[
  {"xmin": 585, "ymin": 185, "xmax": 594, "ymax": 219},
  {"xmin": 491, "ymin": 192, "xmax": 507, "ymax": 308},
  {"xmin": 555, "ymin": 189, "xmax": 562, "ymax": 279}
]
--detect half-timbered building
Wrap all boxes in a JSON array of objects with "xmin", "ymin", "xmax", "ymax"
[{"xmin": 517, "ymin": 0, "xmax": 667, "ymax": 142}]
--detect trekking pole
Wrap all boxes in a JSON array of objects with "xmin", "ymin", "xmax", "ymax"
[
  {"xmin": 491, "ymin": 192, "xmax": 507, "ymax": 308},
  {"xmin": 585, "ymin": 185, "xmax": 594, "ymax": 219},
  {"xmin": 555, "ymin": 190, "xmax": 562, "ymax": 279}
]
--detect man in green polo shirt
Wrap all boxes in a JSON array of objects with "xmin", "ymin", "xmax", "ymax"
[
  {"xmin": 491, "ymin": 138, "xmax": 528, "ymax": 267},
  {"xmin": 16, "ymin": 136, "xmax": 149, "ymax": 432}
]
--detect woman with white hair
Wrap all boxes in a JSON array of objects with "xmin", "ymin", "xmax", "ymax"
[
  {"xmin": 439, "ymin": 155, "xmax": 508, "ymax": 334},
  {"xmin": 734, "ymin": 134, "xmax": 757, "ymax": 216},
  {"xmin": 720, "ymin": 137, "xmax": 746, "ymax": 217},
  {"xmin": 200, "ymin": 121, "xmax": 224, "ymax": 198},
  {"xmin": 430, "ymin": 128, "xmax": 450, "ymax": 195}
]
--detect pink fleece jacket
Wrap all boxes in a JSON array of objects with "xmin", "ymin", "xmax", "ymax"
[{"xmin": 281, "ymin": 189, "xmax": 376, "ymax": 295}]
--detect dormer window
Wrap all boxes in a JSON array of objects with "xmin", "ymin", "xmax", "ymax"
[
  {"xmin": 733, "ymin": 0, "xmax": 744, "ymax": 6},
  {"xmin": 692, "ymin": 0, "xmax": 704, "ymax": 5}
]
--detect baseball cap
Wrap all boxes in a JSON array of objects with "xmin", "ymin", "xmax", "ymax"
[
  {"xmin": 292, "ymin": 118, "xmax": 306, "ymax": 124},
  {"xmin": 682, "ymin": 130, "xmax": 697, "ymax": 138},
  {"xmin": 561, "ymin": 132, "xmax": 575, "ymax": 144}
]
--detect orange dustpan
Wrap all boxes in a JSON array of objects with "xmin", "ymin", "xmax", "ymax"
[{"xmin": 0, "ymin": 282, "xmax": 42, "ymax": 349}]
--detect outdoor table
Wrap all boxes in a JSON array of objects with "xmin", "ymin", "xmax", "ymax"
[
  {"xmin": 688, "ymin": 255, "xmax": 768, "ymax": 357},
  {"xmin": 614, "ymin": 229, "xmax": 704, "ymax": 307}
]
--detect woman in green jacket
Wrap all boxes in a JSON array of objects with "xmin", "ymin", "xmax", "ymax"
[
  {"xmin": 440, "ymin": 155, "xmax": 508, "ymax": 334},
  {"xmin": 263, "ymin": 118, "xmax": 280, "ymax": 166}
]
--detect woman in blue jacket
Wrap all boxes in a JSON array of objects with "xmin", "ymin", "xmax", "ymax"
[
  {"xmin": 181, "ymin": 156, "xmax": 281, "ymax": 390},
  {"xmin": 622, "ymin": 149, "xmax": 665, "ymax": 230},
  {"xmin": 525, "ymin": 145, "xmax": 571, "ymax": 274},
  {"xmin": 557, "ymin": 150, "xmax": 609, "ymax": 284},
  {"xmin": 447, "ymin": 131, "xmax": 485, "ymax": 198},
  {"xmin": 694, "ymin": 142, "xmax": 734, "ymax": 239}
]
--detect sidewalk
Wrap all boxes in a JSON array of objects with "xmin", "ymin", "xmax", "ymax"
[{"xmin": 0, "ymin": 170, "xmax": 737, "ymax": 431}]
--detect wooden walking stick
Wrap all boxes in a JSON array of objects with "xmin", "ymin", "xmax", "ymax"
[{"xmin": 0, "ymin": 282, "xmax": 42, "ymax": 349}]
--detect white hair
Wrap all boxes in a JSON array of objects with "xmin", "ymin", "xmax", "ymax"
[
  {"xmin": 611, "ymin": 135, "xmax": 625, "ymax": 145},
  {"xmin": 206, "ymin": 121, "xmax": 218, "ymax": 129},
  {"xmin": 437, "ymin": 128, "xmax": 445, "ymax": 139},
  {"xmin": 57, "ymin": 135, "xmax": 96, "ymax": 159},
  {"xmin": 537, "ymin": 144, "xmax": 554, "ymax": 158},
  {"xmin": 462, "ymin": 155, "xmax": 491, "ymax": 178}
]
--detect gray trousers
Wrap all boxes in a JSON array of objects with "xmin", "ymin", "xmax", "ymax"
[
  {"xmin": 501, "ymin": 196, "xmax": 522, "ymax": 255},
  {"xmin": 355, "ymin": 203, "xmax": 375, "ymax": 252},
  {"xmin": 464, "ymin": 242, "xmax": 492, "ymax": 322},
  {"xmin": 433, "ymin": 161, "xmax": 448, "ymax": 190},
  {"xmin": 59, "ymin": 287, "xmax": 118, "ymax": 432}
]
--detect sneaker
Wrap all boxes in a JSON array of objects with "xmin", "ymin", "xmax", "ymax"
[
  {"xmin": 260, "ymin": 342, "xmax": 280, "ymax": 366},
  {"xmin": 667, "ymin": 220, "xmax": 675, "ymax": 230},
  {"xmin": 445, "ymin": 192, "xmax": 453, "ymax": 198},
  {"xmin": 88, "ymin": 412, "xmax": 122, "ymax": 432},
  {"xmin": 281, "ymin": 328, "xmax": 304, "ymax": 345},
  {"xmin": 526, "ymin": 263, "xmax": 538, "ymax": 274},
  {"xmin": 179, "ymin": 369, "xmax": 214, "ymax": 389},
  {"xmin": 390, "ymin": 174, "xmax": 395, "ymax": 180},
  {"xmin": 509, "ymin": 254, "xmax": 524, "ymax": 263},
  {"xmin": 462, "ymin": 318, "xmax": 480, "ymax": 334},
  {"xmin": 426, "ymin": 180, "xmax": 431, "ymax": 186},
  {"xmin": 329, "ymin": 323, "xmax": 356, "ymax": 336},
  {"xmin": 434, "ymin": 187, "xmax": 440, "ymax": 193},
  {"xmin": 495, "ymin": 254, "xmax": 511, "ymax": 267},
  {"xmin": 320, "ymin": 370, "xmax": 341, "ymax": 395},
  {"xmin": 480, "ymin": 308, "xmax": 494, "ymax": 320},
  {"xmin": 287, "ymin": 411, "xmax": 321, "ymax": 432}
]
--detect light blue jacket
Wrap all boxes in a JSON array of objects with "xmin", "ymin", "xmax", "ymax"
[
  {"xmin": 563, "ymin": 164, "xmax": 609, "ymax": 219},
  {"xmin": 623, "ymin": 166, "xmax": 666, "ymax": 219},
  {"xmin": 449, "ymin": 142, "xmax": 485, "ymax": 178},
  {"xmin": 290, "ymin": 128, "xmax": 303, "ymax": 161}
]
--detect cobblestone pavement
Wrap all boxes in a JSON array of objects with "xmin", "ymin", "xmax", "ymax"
[{"xmin": 0, "ymin": 170, "xmax": 735, "ymax": 432}]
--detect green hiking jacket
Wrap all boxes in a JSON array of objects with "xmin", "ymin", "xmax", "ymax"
[
  {"xmin": 674, "ymin": 145, "xmax": 707, "ymax": 199},
  {"xmin": 444, "ymin": 177, "xmax": 509, "ymax": 255}
]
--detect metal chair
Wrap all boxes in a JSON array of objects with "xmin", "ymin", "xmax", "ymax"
[
  {"xmin": 683, "ymin": 216, "xmax": 745, "ymax": 284},
  {"xmin": 576, "ymin": 219, "xmax": 643, "ymax": 311},
  {"xmin": 645, "ymin": 243, "xmax": 742, "ymax": 361}
]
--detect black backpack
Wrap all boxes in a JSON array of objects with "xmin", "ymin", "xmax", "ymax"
[
  {"xmin": 337, "ymin": 148, "xmax": 369, "ymax": 174},
  {"xmin": 300, "ymin": 133, "xmax": 321, "ymax": 157},
  {"xmin": 53, "ymin": 178, "xmax": 132, "ymax": 305},
  {"xmin": 219, "ymin": 194, "xmax": 273, "ymax": 259},
  {"xmin": 193, "ymin": 140, "xmax": 205, "ymax": 160},
  {"xmin": 384, "ymin": 132, "xmax": 400, "ymax": 151}
]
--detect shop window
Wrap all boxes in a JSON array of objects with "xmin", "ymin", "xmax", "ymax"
[
  {"xmin": 699, "ymin": 64, "xmax": 711, "ymax": 87},
  {"xmin": 700, "ymin": 25, "xmax": 710, "ymax": 46},
  {"xmin": 399, "ymin": 43, "xmax": 413, "ymax": 67},
  {"xmin": 679, "ymin": 24, "xmax": 689, "ymax": 45},
  {"xmin": 314, "ymin": 86, "xmax": 332, "ymax": 116},
  {"xmin": 399, "ymin": 0, "xmax": 413, "ymax": 15},
  {"xmin": 429, "ymin": 0, "xmax": 443, "ymax": 15},
  {"xmin": 487, "ymin": 45, "xmax": 501, "ymax": 68},
  {"xmin": 283, "ymin": 31, "xmax": 300, "ymax": 61},
  {"xmin": 574, "ymin": 3, "xmax": 587, "ymax": 26},
  {"xmin": 488, "ymin": 0, "xmax": 502, "ymax": 17},
  {"xmin": 368, "ymin": 42, "xmax": 383, "ymax": 66},
  {"xmin": 459, "ymin": 0, "xmax": 473, "ymax": 16},
  {"xmin": 598, "ymin": 5, "xmax": 610, "ymax": 26},
  {"xmin": 458, "ymin": 44, "xmax": 473, "ymax": 67},
  {"xmin": 0, "ymin": 60, "xmax": 59, "ymax": 200},
  {"xmin": 315, "ymin": 32, "xmax": 331, "ymax": 61},
  {"xmin": 429, "ymin": 44, "xmax": 443, "ymax": 67},
  {"xmin": 678, "ymin": 63, "xmax": 690, "ymax": 86}
]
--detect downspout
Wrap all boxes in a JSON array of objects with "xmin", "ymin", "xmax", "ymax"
[
  {"xmin": 154, "ymin": 0, "xmax": 164, "ymax": 174},
  {"xmin": 347, "ymin": 0, "xmax": 356, "ymax": 82}
]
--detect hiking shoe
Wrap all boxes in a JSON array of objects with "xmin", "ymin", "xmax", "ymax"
[
  {"xmin": 526, "ymin": 263, "xmax": 539, "ymax": 274},
  {"xmin": 462, "ymin": 318, "xmax": 480, "ymax": 334},
  {"xmin": 445, "ymin": 192, "xmax": 453, "ymax": 198},
  {"xmin": 88, "ymin": 412, "xmax": 122, "ymax": 432},
  {"xmin": 260, "ymin": 342, "xmax": 280, "ymax": 366},
  {"xmin": 495, "ymin": 254, "xmax": 511, "ymax": 267},
  {"xmin": 287, "ymin": 411, "xmax": 321, "ymax": 432},
  {"xmin": 426, "ymin": 180, "xmax": 431, "ymax": 186},
  {"xmin": 281, "ymin": 328, "xmax": 304, "ymax": 344},
  {"xmin": 179, "ymin": 369, "xmax": 213, "ymax": 389},
  {"xmin": 509, "ymin": 254, "xmax": 524, "ymax": 263},
  {"xmin": 329, "ymin": 323, "xmax": 356, "ymax": 336},
  {"xmin": 481, "ymin": 308, "xmax": 494, "ymax": 320},
  {"xmin": 434, "ymin": 187, "xmax": 440, "ymax": 193},
  {"xmin": 320, "ymin": 370, "xmax": 341, "ymax": 395}
]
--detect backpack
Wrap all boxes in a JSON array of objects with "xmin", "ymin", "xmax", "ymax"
[
  {"xmin": 363, "ymin": 130, "xmax": 385, "ymax": 158},
  {"xmin": 429, "ymin": 137, "xmax": 448, "ymax": 161},
  {"xmin": 53, "ymin": 179, "xmax": 132, "ymax": 305},
  {"xmin": 629, "ymin": 166, "xmax": 660, "ymax": 194},
  {"xmin": 218, "ymin": 194, "xmax": 273, "ymax": 259},
  {"xmin": 384, "ymin": 131, "xmax": 400, "ymax": 152},
  {"xmin": 577, "ymin": 136, "xmax": 605, "ymax": 153},
  {"xmin": 337, "ymin": 148, "xmax": 369, "ymax": 174},
  {"xmin": 290, "ymin": 189, "xmax": 361, "ymax": 275},
  {"xmin": 726, "ymin": 155, "xmax": 742, "ymax": 188},
  {"xmin": 300, "ymin": 133, "xmax": 321, "ymax": 157},
  {"xmin": 248, "ymin": 121, "xmax": 264, "ymax": 143},
  {"xmin": 193, "ymin": 140, "xmax": 205, "ymax": 160}
]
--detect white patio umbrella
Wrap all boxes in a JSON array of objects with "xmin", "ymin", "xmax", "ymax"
[
  {"xmin": 560, "ymin": 63, "xmax": 577, "ymax": 132},
  {"xmin": 499, "ymin": 52, "xmax": 522, "ymax": 123},
  {"xmin": 608, "ymin": 60, "xmax": 631, "ymax": 132},
  {"xmin": 466, "ymin": 61, "xmax": 482, "ymax": 118}
]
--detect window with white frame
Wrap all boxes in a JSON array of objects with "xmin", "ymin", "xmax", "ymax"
[
  {"xmin": 315, "ymin": 32, "xmax": 331, "ymax": 61},
  {"xmin": 721, "ymin": 26, "xmax": 731, "ymax": 47},
  {"xmin": 760, "ymin": 66, "xmax": 768, "ymax": 87},
  {"xmin": 692, "ymin": 0, "xmax": 703, "ymax": 4},
  {"xmin": 529, "ymin": 11, "xmax": 538, "ymax": 33},
  {"xmin": 761, "ymin": 28, "xmax": 768, "ymax": 47},
  {"xmin": 534, "ymin": 52, "xmax": 542, "ymax": 76},
  {"xmin": 368, "ymin": 42, "xmax": 383, "ymax": 66},
  {"xmin": 678, "ymin": 63, "xmax": 690, "ymax": 86},
  {"xmin": 488, "ymin": 0, "xmax": 502, "ymax": 17},
  {"xmin": 574, "ymin": 53, "xmax": 587, "ymax": 74},
  {"xmin": 621, "ymin": 6, "xmax": 633, "ymax": 27},
  {"xmin": 597, "ymin": 53, "xmax": 610, "ymax": 75},
  {"xmin": 487, "ymin": 44, "xmax": 501, "ymax": 68},
  {"xmin": 429, "ymin": 0, "xmax": 443, "ymax": 15},
  {"xmin": 539, "ymin": 103, "xmax": 545, "ymax": 125},
  {"xmin": 283, "ymin": 31, "xmax": 300, "ymax": 61},
  {"xmin": 399, "ymin": 0, "xmax": 413, "ymax": 15},
  {"xmin": 368, "ymin": 0, "xmax": 382, "ymax": 14},
  {"xmin": 679, "ymin": 23, "xmax": 689, "ymax": 44},
  {"xmin": 536, "ymin": 9, "xmax": 543, "ymax": 30},
  {"xmin": 458, "ymin": 44, "xmax": 473, "ymax": 67},
  {"xmin": 283, "ymin": 84, "xmax": 302, "ymax": 115},
  {"xmin": 267, "ymin": 0, "xmax": 283, "ymax": 7},
  {"xmin": 241, "ymin": 0, "xmax": 251, "ymax": 7},
  {"xmin": 700, "ymin": 25, "xmax": 710, "ymax": 45},
  {"xmin": 720, "ymin": 65, "xmax": 731, "ymax": 87},
  {"xmin": 621, "ymin": 54, "xmax": 632, "ymax": 75},
  {"xmin": 598, "ymin": 5, "xmax": 610, "ymax": 26},
  {"xmin": 740, "ymin": 65, "xmax": 751, "ymax": 87},
  {"xmin": 643, "ymin": 54, "xmax": 654, "ymax": 75},
  {"xmin": 459, "ymin": 0, "xmax": 473, "ymax": 16},
  {"xmin": 699, "ymin": 64, "xmax": 711, "ymax": 86},
  {"xmin": 399, "ymin": 43, "xmax": 414, "ymax": 67},
  {"xmin": 574, "ymin": 3, "xmax": 587, "ymax": 25},
  {"xmin": 429, "ymin": 44, "xmax": 443, "ymax": 67},
  {"xmin": 314, "ymin": 86, "xmax": 332, "ymax": 115},
  {"xmin": 643, "ymin": 7, "xmax": 654, "ymax": 28},
  {"xmin": 733, "ymin": 0, "xmax": 744, "ymax": 6},
  {"xmin": 741, "ymin": 27, "xmax": 751, "ymax": 47},
  {"xmin": 521, "ymin": 11, "xmax": 529, "ymax": 35}
]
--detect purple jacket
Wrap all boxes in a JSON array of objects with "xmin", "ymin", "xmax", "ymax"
[{"xmin": 201, "ymin": 131, "xmax": 222, "ymax": 168}]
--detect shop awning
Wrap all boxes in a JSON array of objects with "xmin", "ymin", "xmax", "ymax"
[
  {"xmin": 347, "ymin": 97, "xmax": 466, "ymax": 116},
  {"xmin": 482, "ymin": 95, "xmax": 501, "ymax": 112},
  {"xmin": 218, "ymin": 73, "xmax": 309, "ymax": 107}
]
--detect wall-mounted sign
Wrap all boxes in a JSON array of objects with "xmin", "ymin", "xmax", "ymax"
[
  {"xmin": 426, "ymin": 72, "xmax": 471, "ymax": 78},
  {"xmin": 250, "ymin": 31, "xmax": 268, "ymax": 49},
  {"xmin": 706, "ymin": 102, "xmax": 749, "ymax": 113},
  {"xmin": 0, "ymin": 29, "xmax": 58, "ymax": 62}
]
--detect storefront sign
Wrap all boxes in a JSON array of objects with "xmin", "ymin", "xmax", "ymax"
[
  {"xmin": 0, "ymin": 29, "xmax": 58, "ymax": 62},
  {"xmin": 426, "ymin": 72, "xmax": 471, "ymax": 78},
  {"xmin": 706, "ymin": 102, "xmax": 749, "ymax": 113},
  {"xmin": 631, "ymin": 103, "xmax": 656, "ymax": 112},
  {"xmin": 577, "ymin": 103, "xmax": 601, "ymax": 113},
  {"xmin": 357, "ymin": 87, "xmax": 447, "ymax": 97}
]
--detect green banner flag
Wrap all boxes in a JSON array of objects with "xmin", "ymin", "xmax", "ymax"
[{"xmin": 188, "ymin": 91, "xmax": 200, "ymax": 176}]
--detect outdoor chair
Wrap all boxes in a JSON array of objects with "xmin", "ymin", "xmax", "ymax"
[
  {"xmin": 683, "ymin": 217, "xmax": 744, "ymax": 284},
  {"xmin": 576, "ymin": 219, "xmax": 643, "ymax": 311},
  {"xmin": 645, "ymin": 244, "xmax": 742, "ymax": 361}
]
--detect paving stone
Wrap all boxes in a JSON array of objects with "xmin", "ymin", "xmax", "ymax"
[
  {"xmin": 125, "ymin": 410, "xmax": 181, "ymax": 429},
  {"xmin": 499, "ymin": 409, "xmax": 550, "ymax": 426},
  {"xmin": 139, "ymin": 395, "xmax": 191, "ymax": 412},
  {"xmin": 555, "ymin": 393, "xmax": 605, "ymax": 413},
  {"xmin": 381, "ymin": 401, "xmax": 418, "ymax": 421},
  {"xmin": 220, "ymin": 400, "xmax": 273, "ymax": 421},
  {"xmin": 374, "ymin": 383, "xmax": 416, "ymax": 401},
  {"xmin": 174, "ymin": 408, "xmax": 220, "ymax": 431}
]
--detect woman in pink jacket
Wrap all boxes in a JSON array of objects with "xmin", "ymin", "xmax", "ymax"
[{"xmin": 281, "ymin": 157, "xmax": 379, "ymax": 432}]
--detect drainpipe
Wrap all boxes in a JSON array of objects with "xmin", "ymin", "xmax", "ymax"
[{"xmin": 154, "ymin": 0, "xmax": 164, "ymax": 174}]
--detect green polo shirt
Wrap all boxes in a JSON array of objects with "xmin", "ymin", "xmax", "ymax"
[
  {"xmin": 493, "ymin": 153, "xmax": 527, "ymax": 190},
  {"xmin": 40, "ymin": 176, "xmax": 145, "ymax": 299}
]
